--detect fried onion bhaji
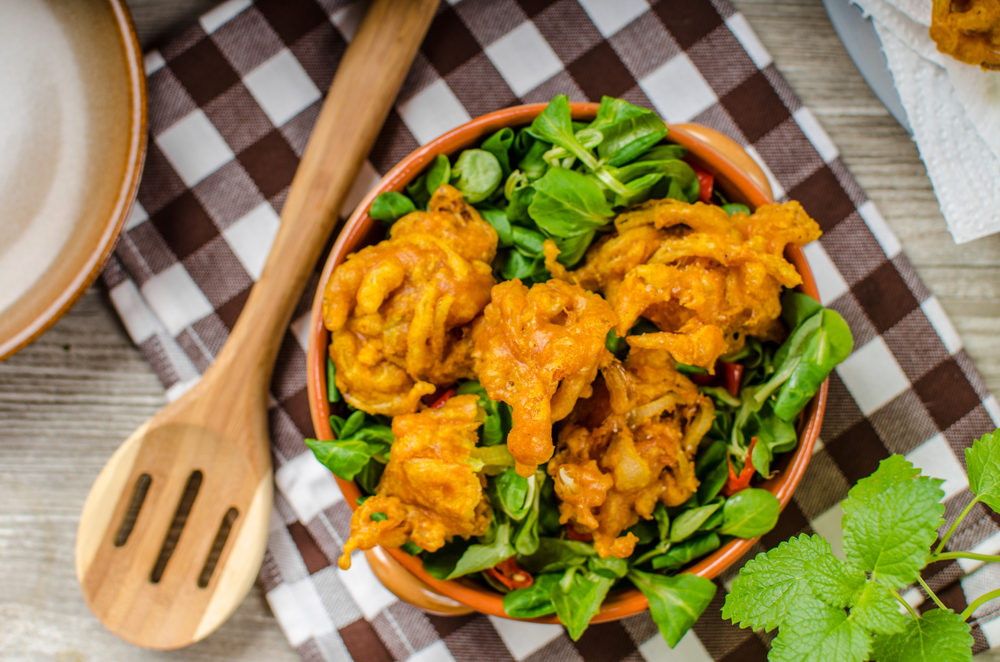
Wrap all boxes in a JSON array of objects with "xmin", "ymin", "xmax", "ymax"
[
  {"xmin": 547, "ymin": 199, "xmax": 820, "ymax": 371},
  {"xmin": 323, "ymin": 186, "xmax": 498, "ymax": 416},
  {"xmin": 549, "ymin": 348, "xmax": 714, "ymax": 558},
  {"xmin": 473, "ymin": 279, "xmax": 617, "ymax": 477},
  {"xmin": 930, "ymin": 0, "xmax": 1000, "ymax": 70},
  {"xmin": 338, "ymin": 394, "xmax": 491, "ymax": 569}
]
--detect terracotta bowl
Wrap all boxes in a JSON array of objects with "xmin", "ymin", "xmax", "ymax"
[
  {"xmin": 307, "ymin": 103, "xmax": 827, "ymax": 623},
  {"xmin": 0, "ymin": 0, "xmax": 146, "ymax": 361}
]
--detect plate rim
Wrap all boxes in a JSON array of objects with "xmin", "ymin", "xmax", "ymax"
[{"xmin": 0, "ymin": 0, "xmax": 149, "ymax": 362}]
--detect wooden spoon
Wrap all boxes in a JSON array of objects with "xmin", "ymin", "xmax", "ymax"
[{"xmin": 75, "ymin": 0, "xmax": 438, "ymax": 649}]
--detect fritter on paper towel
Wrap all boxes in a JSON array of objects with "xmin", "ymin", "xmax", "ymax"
[
  {"xmin": 930, "ymin": 0, "xmax": 1000, "ymax": 70},
  {"xmin": 550, "ymin": 349, "xmax": 714, "ymax": 558},
  {"xmin": 323, "ymin": 186, "xmax": 498, "ymax": 416},
  {"xmin": 338, "ymin": 394, "xmax": 491, "ymax": 569},
  {"xmin": 473, "ymin": 279, "xmax": 617, "ymax": 477},
  {"xmin": 548, "ymin": 199, "xmax": 820, "ymax": 370}
]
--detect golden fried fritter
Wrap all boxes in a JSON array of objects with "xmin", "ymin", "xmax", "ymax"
[
  {"xmin": 473, "ymin": 279, "xmax": 617, "ymax": 477},
  {"xmin": 549, "ymin": 348, "xmax": 714, "ymax": 558},
  {"xmin": 323, "ymin": 186, "xmax": 498, "ymax": 415},
  {"xmin": 338, "ymin": 394, "xmax": 491, "ymax": 569},
  {"xmin": 549, "ymin": 199, "xmax": 820, "ymax": 370},
  {"xmin": 931, "ymin": 0, "xmax": 1000, "ymax": 70}
]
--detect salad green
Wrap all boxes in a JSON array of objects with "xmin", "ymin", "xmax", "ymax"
[{"xmin": 308, "ymin": 95, "xmax": 855, "ymax": 647}]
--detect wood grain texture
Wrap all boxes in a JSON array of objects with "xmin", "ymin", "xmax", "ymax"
[{"xmin": 0, "ymin": 0, "xmax": 996, "ymax": 659}]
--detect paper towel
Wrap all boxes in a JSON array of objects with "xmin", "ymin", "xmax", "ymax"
[{"xmin": 852, "ymin": 0, "xmax": 1000, "ymax": 242}]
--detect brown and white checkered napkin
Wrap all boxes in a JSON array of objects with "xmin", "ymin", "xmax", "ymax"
[{"xmin": 101, "ymin": 0, "xmax": 1000, "ymax": 659}]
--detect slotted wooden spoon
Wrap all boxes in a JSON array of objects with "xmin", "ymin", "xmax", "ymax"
[{"xmin": 75, "ymin": 0, "xmax": 438, "ymax": 649}]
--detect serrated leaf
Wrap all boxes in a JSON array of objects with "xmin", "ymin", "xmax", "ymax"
[
  {"xmin": 966, "ymin": 430, "xmax": 1000, "ymax": 513},
  {"xmin": 842, "ymin": 455, "xmax": 921, "ymax": 518},
  {"xmin": 872, "ymin": 609, "xmax": 973, "ymax": 662},
  {"xmin": 850, "ymin": 580, "xmax": 906, "ymax": 635},
  {"xmin": 722, "ymin": 534, "xmax": 831, "ymax": 631},
  {"xmin": 842, "ymin": 474, "xmax": 944, "ymax": 589},
  {"xmin": 806, "ymin": 555, "xmax": 866, "ymax": 608},
  {"xmin": 769, "ymin": 597, "xmax": 871, "ymax": 662}
]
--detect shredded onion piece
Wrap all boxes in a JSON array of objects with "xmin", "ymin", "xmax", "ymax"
[{"xmin": 625, "ymin": 393, "xmax": 677, "ymax": 427}]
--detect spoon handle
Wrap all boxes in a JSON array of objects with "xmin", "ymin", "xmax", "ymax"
[{"xmin": 215, "ymin": 0, "xmax": 439, "ymax": 385}]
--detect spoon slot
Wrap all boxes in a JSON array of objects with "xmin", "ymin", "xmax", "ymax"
[
  {"xmin": 150, "ymin": 470, "xmax": 203, "ymax": 584},
  {"xmin": 198, "ymin": 507, "xmax": 239, "ymax": 588},
  {"xmin": 114, "ymin": 473, "xmax": 151, "ymax": 547}
]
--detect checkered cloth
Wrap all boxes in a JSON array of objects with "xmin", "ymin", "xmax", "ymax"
[{"xmin": 101, "ymin": 0, "xmax": 1000, "ymax": 659}]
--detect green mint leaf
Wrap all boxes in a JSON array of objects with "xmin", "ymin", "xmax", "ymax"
[
  {"xmin": 769, "ymin": 597, "xmax": 871, "ymax": 662},
  {"xmin": 842, "ymin": 473, "xmax": 944, "ymax": 589},
  {"xmin": 805, "ymin": 555, "xmax": 866, "ymax": 608},
  {"xmin": 966, "ymin": 429, "xmax": 1000, "ymax": 513},
  {"xmin": 722, "ymin": 533, "xmax": 831, "ymax": 631},
  {"xmin": 850, "ymin": 580, "xmax": 906, "ymax": 635},
  {"xmin": 628, "ymin": 569, "xmax": 717, "ymax": 648},
  {"xmin": 872, "ymin": 609, "xmax": 973, "ymax": 662},
  {"xmin": 841, "ymin": 455, "xmax": 921, "ymax": 519}
]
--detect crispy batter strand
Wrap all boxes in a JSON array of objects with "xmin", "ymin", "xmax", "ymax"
[
  {"xmin": 323, "ymin": 186, "xmax": 498, "ymax": 415},
  {"xmin": 338, "ymin": 395, "xmax": 491, "ymax": 569},
  {"xmin": 474, "ymin": 279, "xmax": 617, "ymax": 477},
  {"xmin": 549, "ymin": 348, "xmax": 714, "ymax": 558},
  {"xmin": 551, "ymin": 199, "xmax": 820, "ymax": 370}
]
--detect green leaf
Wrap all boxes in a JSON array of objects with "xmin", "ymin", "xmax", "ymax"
[
  {"xmin": 478, "ymin": 206, "xmax": 513, "ymax": 247},
  {"xmin": 589, "ymin": 555, "xmax": 628, "ymax": 579},
  {"xmin": 425, "ymin": 154, "xmax": 451, "ymax": 196},
  {"xmin": 636, "ymin": 144, "xmax": 687, "ymax": 162},
  {"xmin": 405, "ymin": 173, "xmax": 430, "ymax": 209},
  {"xmin": 551, "ymin": 569, "xmax": 614, "ymax": 640},
  {"xmin": 850, "ymin": 580, "xmax": 906, "ymax": 635},
  {"xmin": 517, "ymin": 139, "xmax": 550, "ymax": 182},
  {"xmin": 528, "ymin": 167, "xmax": 614, "ymax": 236},
  {"xmin": 670, "ymin": 502, "xmax": 722, "ymax": 542},
  {"xmin": 721, "ymin": 203, "xmax": 750, "ymax": 216},
  {"xmin": 550, "ymin": 228, "xmax": 596, "ymax": 268},
  {"xmin": 519, "ymin": 537, "xmax": 595, "ymax": 575},
  {"xmin": 722, "ymin": 533, "xmax": 832, "ymax": 631},
  {"xmin": 779, "ymin": 290, "xmax": 824, "ymax": 332},
  {"xmin": 305, "ymin": 438, "xmax": 375, "ymax": 481},
  {"xmin": 769, "ymin": 597, "xmax": 872, "ymax": 662},
  {"xmin": 872, "ymin": 609, "xmax": 973, "ymax": 662},
  {"xmin": 966, "ymin": 429, "xmax": 1000, "ymax": 513},
  {"xmin": 527, "ymin": 95, "xmax": 598, "ymax": 171},
  {"xmin": 354, "ymin": 457, "xmax": 385, "ymax": 495},
  {"xmin": 650, "ymin": 533, "xmax": 720, "ymax": 571},
  {"xmin": 696, "ymin": 441, "xmax": 729, "ymax": 504},
  {"xmin": 842, "ymin": 468, "xmax": 944, "ymax": 589},
  {"xmin": 421, "ymin": 538, "xmax": 470, "ymax": 580},
  {"xmin": 511, "ymin": 226, "xmax": 546, "ymax": 255},
  {"xmin": 842, "ymin": 455, "xmax": 922, "ymax": 518},
  {"xmin": 446, "ymin": 516, "xmax": 515, "ymax": 579},
  {"xmin": 490, "ymin": 468, "xmax": 533, "ymax": 520},
  {"xmin": 587, "ymin": 97, "xmax": 668, "ymax": 167},
  {"xmin": 805, "ymin": 555, "xmax": 866, "ymax": 608},
  {"xmin": 718, "ymin": 488, "xmax": 780, "ymax": 538},
  {"xmin": 368, "ymin": 191, "xmax": 416, "ymax": 224},
  {"xmin": 497, "ymin": 247, "xmax": 548, "ymax": 283},
  {"xmin": 481, "ymin": 127, "xmax": 515, "ymax": 177},
  {"xmin": 451, "ymin": 149, "xmax": 502, "ymax": 203},
  {"xmin": 326, "ymin": 357, "xmax": 341, "ymax": 403},
  {"xmin": 503, "ymin": 573, "xmax": 560, "ymax": 618},
  {"xmin": 627, "ymin": 569, "xmax": 717, "ymax": 648}
]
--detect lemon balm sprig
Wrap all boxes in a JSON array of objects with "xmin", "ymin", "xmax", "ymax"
[{"xmin": 723, "ymin": 429, "xmax": 1000, "ymax": 662}]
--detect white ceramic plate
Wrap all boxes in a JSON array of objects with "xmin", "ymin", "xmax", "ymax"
[{"xmin": 0, "ymin": 0, "xmax": 146, "ymax": 360}]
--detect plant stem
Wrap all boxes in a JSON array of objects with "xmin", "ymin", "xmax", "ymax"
[
  {"xmin": 917, "ymin": 576, "xmax": 947, "ymax": 611},
  {"xmin": 961, "ymin": 587, "xmax": 1000, "ymax": 621},
  {"xmin": 934, "ymin": 551, "xmax": 1000, "ymax": 563},
  {"xmin": 934, "ymin": 496, "xmax": 980, "ymax": 555},
  {"xmin": 892, "ymin": 590, "xmax": 920, "ymax": 620}
]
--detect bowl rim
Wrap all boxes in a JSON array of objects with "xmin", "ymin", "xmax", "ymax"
[
  {"xmin": 307, "ymin": 102, "xmax": 828, "ymax": 624},
  {"xmin": 0, "ymin": 0, "xmax": 148, "ymax": 362}
]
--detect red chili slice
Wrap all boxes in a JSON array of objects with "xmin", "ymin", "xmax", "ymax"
[
  {"xmin": 722, "ymin": 362, "xmax": 744, "ymax": 398},
  {"xmin": 486, "ymin": 557, "xmax": 533, "ymax": 590},
  {"xmin": 429, "ymin": 388, "xmax": 456, "ymax": 409},
  {"xmin": 722, "ymin": 437, "xmax": 758, "ymax": 497},
  {"xmin": 689, "ymin": 372, "xmax": 715, "ymax": 386},
  {"xmin": 691, "ymin": 165, "xmax": 714, "ymax": 204}
]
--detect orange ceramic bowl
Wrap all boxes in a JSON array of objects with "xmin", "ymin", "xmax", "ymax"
[{"xmin": 307, "ymin": 103, "xmax": 827, "ymax": 624}]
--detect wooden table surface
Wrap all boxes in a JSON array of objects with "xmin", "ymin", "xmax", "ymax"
[{"xmin": 2, "ymin": 1, "xmax": 997, "ymax": 660}]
